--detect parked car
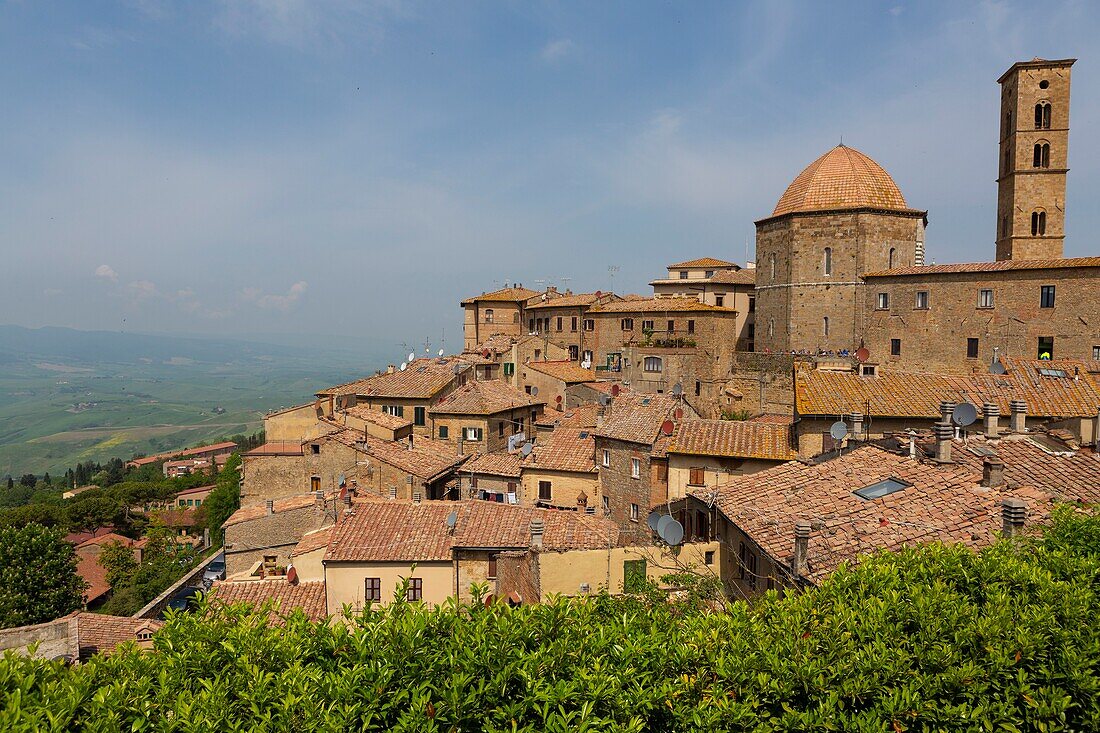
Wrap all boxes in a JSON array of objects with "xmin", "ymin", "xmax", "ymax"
[
  {"xmin": 203, "ymin": 554, "xmax": 226, "ymax": 586},
  {"xmin": 162, "ymin": 586, "xmax": 204, "ymax": 617}
]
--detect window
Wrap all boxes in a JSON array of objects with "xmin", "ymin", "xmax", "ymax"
[
  {"xmin": 747, "ymin": 552, "xmax": 757, "ymax": 590},
  {"xmin": 854, "ymin": 477, "xmax": 911, "ymax": 501},
  {"xmin": 414, "ymin": 406, "xmax": 425, "ymax": 426},
  {"xmin": 514, "ymin": 418, "xmax": 524, "ymax": 435},
  {"xmin": 967, "ymin": 338, "xmax": 979, "ymax": 359},
  {"xmin": 406, "ymin": 578, "xmax": 423, "ymax": 602},
  {"xmin": 1037, "ymin": 336, "xmax": 1054, "ymax": 360},
  {"xmin": 738, "ymin": 542, "xmax": 747, "ymax": 579},
  {"xmin": 464, "ymin": 427, "xmax": 483, "ymax": 442},
  {"xmin": 582, "ymin": 350, "xmax": 593, "ymax": 364},
  {"xmin": 1040, "ymin": 285, "xmax": 1056, "ymax": 308},
  {"xmin": 688, "ymin": 467, "xmax": 705, "ymax": 486},
  {"xmin": 978, "ymin": 289, "xmax": 994, "ymax": 308},
  {"xmin": 498, "ymin": 421, "xmax": 505, "ymax": 437},
  {"xmin": 364, "ymin": 577, "xmax": 381, "ymax": 603},
  {"xmin": 705, "ymin": 270, "xmax": 714, "ymax": 278},
  {"xmin": 310, "ymin": 443, "xmax": 320, "ymax": 455},
  {"xmin": 503, "ymin": 362, "xmax": 515, "ymax": 377},
  {"xmin": 748, "ymin": 296, "xmax": 755, "ymax": 313},
  {"xmin": 666, "ymin": 319, "xmax": 675, "ymax": 333},
  {"xmin": 583, "ymin": 319, "xmax": 594, "ymax": 332},
  {"xmin": 1035, "ymin": 102, "xmax": 1051, "ymax": 129},
  {"xmin": 382, "ymin": 405, "xmax": 404, "ymax": 417},
  {"xmin": 915, "ymin": 291, "xmax": 929, "ymax": 310},
  {"xmin": 687, "ymin": 319, "xmax": 695, "ymax": 334},
  {"xmin": 487, "ymin": 554, "xmax": 497, "ymax": 580},
  {"xmin": 630, "ymin": 503, "xmax": 639, "ymax": 522},
  {"xmin": 715, "ymin": 295, "xmax": 724, "ymax": 307},
  {"xmin": 601, "ymin": 449, "xmax": 610, "ymax": 468},
  {"xmin": 704, "ymin": 550, "xmax": 714, "ymax": 565},
  {"xmin": 484, "ymin": 309, "xmax": 494, "ymax": 323},
  {"xmin": 823, "ymin": 247, "xmax": 832, "ymax": 276},
  {"xmin": 569, "ymin": 345, "xmax": 579, "ymax": 360},
  {"xmin": 860, "ymin": 364, "xmax": 877, "ymax": 377},
  {"xmin": 623, "ymin": 559, "xmax": 647, "ymax": 593},
  {"xmin": 770, "ymin": 255, "xmax": 776, "ymax": 281},
  {"xmin": 643, "ymin": 356, "xmax": 662, "ymax": 372},
  {"xmin": 695, "ymin": 380, "xmax": 701, "ymax": 397},
  {"xmin": 602, "ymin": 496, "xmax": 610, "ymax": 513},
  {"xmin": 570, "ymin": 316, "xmax": 577, "ymax": 332},
  {"xmin": 538, "ymin": 481, "xmax": 551, "ymax": 501},
  {"xmin": 310, "ymin": 476, "xmax": 321, "ymax": 492},
  {"xmin": 1094, "ymin": 346, "xmax": 1100, "ymax": 361},
  {"xmin": 876, "ymin": 292, "xmax": 890, "ymax": 310},
  {"xmin": 1033, "ymin": 142, "xmax": 1050, "ymax": 168},
  {"xmin": 1031, "ymin": 210, "xmax": 1047, "ymax": 236},
  {"xmin": 621, "ymin": 318, "xmax": 634, "ymax": 331},
  {"xmin": 679, "ymin": 270, "xmax": 688, "ymax": 279},
  {"xmin": 890, "ymin": 338, "xmax": 901, "ymax": 356},
  {"xmin": 641, "ymin": 319, "xmax": 654, "ymax": 331},
  {"xmin": 438, "ymin": 425, "xmax": 448, "ymax": 439},
  {"xmin": 630, "ymin": 457, "xmax": 641, "ymax": 479},
  {"xmin": 822, "ymin": 317, "xmax": 829, "ymax": 337},
  {"xmin": 1001, "ymin": 215, "xmax": 1009, "ymax": 238},
  {"xmin": 528, "ymin": 318, "xmax": 535, "ymax": 331},
  {"xmin": 888, "ymin": 247, "xmax": 896, "ymax": 269}
]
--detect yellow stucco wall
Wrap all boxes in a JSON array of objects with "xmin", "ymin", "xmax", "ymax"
[
  {"xmin": 519, "ymin": 468, "xmax": 599, "ymax": 508},
  {"xmin": 265, "ymin": 403, "xmax": 330, "ymax": 442},
  {"xmin": 538, "ymin": 541, "xmax": 720, "ymax": 597},
  {"xmin": 324, "ymin": 560, "xmax": 453, "ymax": 613},
  {"xmin": 290, "ymin": 546, "xmax": 326, "ymax": 583},
  {"xmin": 666, "ymin": 454, "xmax": 781, "ymax": 501}
]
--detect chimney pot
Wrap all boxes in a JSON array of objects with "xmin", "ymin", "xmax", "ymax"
[
  {"xmin": 933, "ymin": 421, "xmax": 954, "ymax": 463},
  {"xmin": 530, "ymin": 518, "xmax": 545, "ymax": 548},
  {"xmin": 983, "ymin": 402, "xmax": 1000, "ymax": 439},
  {"xmin": 792, "ymin": 521, "xmax": 811, "ymax": 577},
  {"xmin": 265, "ymin": 499, "xmax": 274, "ymax": 515},
  {"xmin": 981, "ymin": 457, "xmax": 1005, "ymax": 487},
  {"xmin": 1010, "ymin": 400, "xmax": 1027, "ymax": 433},
  {"xmin": 849, "ymin": 412, "xmax": 863, "ymax": 440},
  {"xmin": 939, "ymin": 400, "xmax": 956, "ymax": 423},
  {"xmin": 413, "ymin": 491, "xmax": 422, "ymax": 503},
  {"xmin": 387, "ymin": 364, "xmax": 396, "ymax": 374},
  {"xmin": 1001, "ymin": 498, "xmax": 1027, "ymax": 537}
]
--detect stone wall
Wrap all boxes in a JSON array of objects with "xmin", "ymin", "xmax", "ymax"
[
  {"xmin": 495, "ymin": 550, "xmax": 540, "ymax": 604},
  {"xmin": 135, "ymin": 551, "xmax": 223, "ymax": 620},
  {"xmin": 0, "ymin": 616, "xmax": 76, "ymax": 661},
  {"xmin": 594, "ymin": 438, "xmax": 655, "ymax": 545},
  {"xmin": 223, "ymin": 502, "xmax": 331, "ymax": 578}
]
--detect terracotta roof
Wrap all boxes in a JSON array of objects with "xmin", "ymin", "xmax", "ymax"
[
  {"xmin": 750, "ymin": 414, "xmax": 796, "ymax": 425},
  {"xmin": 464, "ymin": 451, "xmax": 523, "ymax": 478},
  {"xmin": 702, "ymin": 445, "xmax": 1054, "ymax": 583},
  {"xmin": 863, "ymin": 256, "xmax": 1100, "ymax": 278},
  {"xmin": 526, "ymin": 405, "xmax": 600, "ymax": 474},
  {"xmin": 326, "ymin": 500, "xmax": 620, "ymax": 562},
  {"xmin": 243, "ymin": 441, "xmax": 304, "ymax": 457},
  {"xmin": 70, "ymin": 613, "xmax": 162, "ymax": 658},
  {"xmin": 469, "ymin": 333, "xmax": 516, "ymax": 354},
  {"xmin": 292, "ymin": 526, "xmax": 334, "ymax": 557},
  {"xmin": 224, "ymin": 494, "xmax": 319, "ymax": 527},
  {"xmin": 795, "ymin": 358, "xmax": 1100, "ymax": 419},
  {"xmin": 596, "ymin": 392, "xmax": 682, "ymax": 446},
  {"xmin": 589, "ymin": 297, "xmax": 735, "ymax": 314},
  {"xmin": 75, "ymin": 547, "xmax": 112, "ymax": 604},
  {"xmin": 707, "ymin": 268, "xmax": 757, "ymax": 286},
  {"xmin": 667, "ymin": 420, "xmax": 798, "ymax": 461},
  {"xmin": 175, "ymin": 484, "xmax": 215, "ymax": 497},
  {"xmin": 340, "ymin": 405, "xmax": 413, "ymax": 430},
  {"xmin": 128, "ymin": 441, "xmax": 238, "ymax": 467},
  {"xmin": 770, "ymin": 145, "xmax": 914, "ymax": 218},
  {"xmin": 319, "ymin": 358, "xmax": 468, "ymax": 399},
  {"xmin": 535, "ymin": 405, "xmax": 565, "ymax": 426},
  {"xmin": 524, "ymin": 292, "xmax": 614, "ymax": 310},
  {"xmin": 75, "ymin": 532, "xmax": 134, "ymax": 550},
  {"xmin": 210, "ymin": 580, "xmax": 327, "ymax": 622},
  {"xmin": 461, "ymin": 287, "xmax": 541, "ymax": 305},
  {"xmin": 524, "ymin": 360, "xmax": 598, "ymax": 384},
  {"xmin": 430, "ymin": 379, "xmax": 543, "ymax": 415},
  {"xmin": 325, "ymin": 430, "xmax": 467, "ymax": 480},
  {"xmin": 150, "ymin": 508, "xmax": 199, "ymax": 528},
  {"xmin": 667, "ymin": 257, "xmax": 737, "ymax": 269}
]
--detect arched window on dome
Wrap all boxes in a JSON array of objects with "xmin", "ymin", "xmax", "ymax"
[
  {"xmin": 1034, "ymin": 103, "xmax": 1051, "ymax": 130},
  {"xmin": 1031, "ymin": 210, "xmax": 1047, "ymax": 236},
  {"xmin": 823, "ymin": 248, "xmax": 832, "ymax": 276},
  {"xmin": 888, "ymin": 247, "xmax": 896, "ymax": 269},
  {"xmin": 1033, "ymin": 142, "xmax": 1050, "ymax": 168}
]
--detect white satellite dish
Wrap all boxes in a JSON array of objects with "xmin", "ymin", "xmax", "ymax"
[
  {"xmin": 438, "ymin": 349, "xmax": 445, "ymax": 357},
  {"xmin": 670, "ymin": 382, "xmax": 683, "ymax": 396},
  {"xmin": 953, "ymin": 402, "xmax": 978, "ymax": 426},
  {"xmin": 598, "ymin": 393, "xmax": 611, "ymax": 406},
  {"xmin": 408, "ymin": 352, "xmax": 415, "ymax": 363},
  {"xmin": 530, "ymin": 386, "xmax": 539, "ymax": 396},
  {"xmin": 646, "ymin": 512, "xmax": 662, "ymax": 531},
  {"xmin": 659, "ymin": 519, "xmax": 684, "ymax": 546},
  {"xmin": 521, "ymin": 442, "xmax": 534, "ymax": 457},
  {"xmin": 445, "ymin": 510, "xmax": 458, "ymax": 529},
  {"xmin": 400, "ymin": 362, "xmax": 408, "ymax": 371},
  {"xmin": 829, "ymin": 421, "xmax": 849, "ymax": 441}
]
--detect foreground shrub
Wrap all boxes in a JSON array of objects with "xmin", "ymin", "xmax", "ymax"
[{"xmin": 0, "ymin": 508, "xmax": 1097, "ymax": 731}]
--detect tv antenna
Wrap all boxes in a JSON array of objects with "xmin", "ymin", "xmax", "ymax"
[{"xmin": 608, "ymin": 265, "xmax": 619, "ymax": 291}]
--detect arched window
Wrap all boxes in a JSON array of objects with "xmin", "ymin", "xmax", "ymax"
[
  {"xmin": 1001, "ymin": 215, "xmax": 1009, "ymax": 239},
  {"xmin": 888, "ymin": 247, "xmax": 896, "ymax": 269},
  {"xmin": 767, "ymin": 319, "xmax": 775, "ymax": 338},
  {"xmin": 1003, "ymin": 149, "xmax": 1011, "ymax": 175},
  {"xmin": 484, "ymin": 309, "xmax": 494, "ymax": 323},
  {"xmin": 1033, "ymin": 142, "xmax": 1050, "ymax": 168},
  {"xmin": 643, "ymin": 356, "xmax": 662, "ymax": 373},
  {"xmin": 822, "ymin": 316, "xmax": 830, "ymax": 337},
  {"xmin": 1035, "ymin": 102, "xmax": 1051, "ymax": 129},
  {"xmin": 823, "ymin": 247, "xmax": 832, "ymax": 276},
  {"xmin": 1031, "ymin": 210, "xmax": 1047, "ymax": 236},
  {"xmin": 770, "ymin": 254, "xmax": 776, "ymax": 282}
]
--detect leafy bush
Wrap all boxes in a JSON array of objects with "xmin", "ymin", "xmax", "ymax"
[
  {"xmin": 0, "ymin": 524, "xmax": 85, "ymax": 628},
  {"xmin": 0, "ymin": 508, "xmax": 1097, "ymax": 731}
]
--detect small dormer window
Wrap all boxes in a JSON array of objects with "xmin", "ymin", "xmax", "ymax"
[
  {"xmin": 705, "ymin": 270, "xmax": 714, "ymax": 278},
  {"xmin": 860, "ymin": 364, "xmax": 877, "ymax": 377},
  {"xmin": 679, "ymin": 271, "xmax": 688, "ymax": 279},
  {"xmin": 854, "ymin": 477, "xmax": 911, "ymax": 501}
]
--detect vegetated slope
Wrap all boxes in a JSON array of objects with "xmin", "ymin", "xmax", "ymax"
[
  {"xmin": 0, "ymin": 326, "xmax": 378, "ymax": 474},
  {"xmin": 0, "ymin": 508, "xmax": 1097, "ymax": 732}
]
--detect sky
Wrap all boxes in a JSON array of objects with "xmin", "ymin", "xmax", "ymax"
[{"xmin": 1, "ymin": 1, "xmax": 1097, "ymax": 356}]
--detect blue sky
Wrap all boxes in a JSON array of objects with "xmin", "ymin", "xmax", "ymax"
[{"xmin": 0, "ymin": 1, "xmax": 1097, "ymax": 354}]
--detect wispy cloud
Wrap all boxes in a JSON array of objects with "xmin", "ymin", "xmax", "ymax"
[
  {"xmin": 241, "ymin": 280, "xmax": 308, "ymax": 311},
  {"xmin": 540, "ymin": 38, "xmax": 574, "ymax": 64},
  {"xmin": 127, "ymin": 280, "xmax": 159, "ymax": 300},
  {"xmin": 212, "ymin": 0, "xmax": 411, "ymax": 49},
  {"xmin": 95, "ymin": 265, "xmax": 119, "ymax": 282}
]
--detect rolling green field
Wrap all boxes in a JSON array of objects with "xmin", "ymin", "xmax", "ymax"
[{"xmin": 0, "ymin": 326, "xmax": 374, "ymax": 476}]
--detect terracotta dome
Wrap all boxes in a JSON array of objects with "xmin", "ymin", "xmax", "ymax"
[{"xmin": 771, "ymin": 145, "xmax": 909, "ymax": 217}]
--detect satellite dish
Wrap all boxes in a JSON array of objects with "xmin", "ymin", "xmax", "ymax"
[
  {"xmin": 408, "ymin": 352, "xmax": 416, "ymax": 363},
  {"xmin": 482, "ymin": 349, "xmax": 491, "ymax": 359},
  {"xmin": 520, "ymin": 442, "xmax": 534, "ymax": 457},
  {"xmin": 438, "ymin": 348, "xmax": 445, "ymax": 357},
  {"xmin": 595, "ymin": 290, "xmax": 602, "ymax": 298},
  {"xmin": 952, "ymin": 402, "xmax": 978, "ymax": 426},
  {"xmin": 656, "ymin": 514, "xmax": 674, "ymax": 537},
  {"xmin": 611, "ymin": 384, "xmax": 621, "ymax": 397},
  {"xmin": 445, "ymin": 510, "xmax": 458, "ymax": 529},
  {"xmin": 530, "ymin": 386, "xmax": 539, "ymax": 396},
  {"xmin": 673, "ymin": 408, "xmax": 683, "ymax": 420},
  {"xmin": 659, "ymin": 519, "xmax": 684, "ymax": 546},
  {"xmin": 452, "ymin": 364, "xmax": 462, "ymax": 375},
  {"xmin": 829, "ymin": 421, "xmax": 849, "ymax": 441},
  {"xmin": 598, "ymin": 393, "xmax": 611, "ymax": 406},
  {"xmin": 646, "ymin": 512, "xmax": 662, "ymax": 531},
  {"xmin": 555, "ymin": 395, "xmax": 562, "ymax": 404},
  {"xmin": 660, "ymin": 420, "xmax": 675, "ymax": 436},
  {"xmin": 670, "ymin": 382, "xmax": 683, "ymax": 396},
  {"xmin": 990, "ymin": 360, "xmax": 1006, "ymax": 375},
  {"xmin": 855, "ymin": 347, "xmax": 870, "ymax": 363},
  {"xmin": 400, "ymin": 362, "xmax": 408, "ymax": 371}
]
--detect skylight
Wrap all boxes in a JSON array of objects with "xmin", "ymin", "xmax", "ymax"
[
  {"xmin": 854, "ymin": 477, "xmax": 912, "ymax": 501},
  {"xmin": 1038, "ymin": 368, "xmax": 1068, "ymax": 378}
]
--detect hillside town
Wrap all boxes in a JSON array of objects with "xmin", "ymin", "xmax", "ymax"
[{"xmin": 1, "ymin": 56, "xmax": 1098, "ymax": 661}]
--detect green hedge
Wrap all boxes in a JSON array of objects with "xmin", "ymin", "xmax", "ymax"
[{"xmin": 1, "ymin": 508, "xmax": 1098, "ymax": 732}]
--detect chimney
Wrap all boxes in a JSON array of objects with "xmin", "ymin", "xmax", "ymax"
[
  {"xmin": 407, "ymin": 435, "xmax": 414, "ymax": 451},
  {"xmin": 413, "ymin": 491, "xmax": 422, "ymax": 503},
  {"xmin": 982, "ymin": 457, "xmax": 1006, "ymax": 487},
  {"xmin": 387, "ymin": 364, "xmax": 396, "ymax": 374},
  {"xmin": 342, "ymin": 491, "xmax": 352, "ymax": 508},
  {"xmin": 458, "ymin": 437, "xmax": 465, "ymax": 456},
  {"xmin": 792, "ymin": 521, "xmax": 810, "ymax": 577},
  {"xmin": 576, "ymin": 491, "xmax": 588, "ymax": 509},
  {"xmin": 389, "ymin": 485, "xmax": 397, "ymax": 499},
  {"xmin": 314, "ymin": 490, "xmax": 325, "ymax": 508},
  {"xmin": 939, "ymin": 400, "xmax": 956, "ymax": 423},
  {"xmin": 849, "ymin": 412, "xmax": 863, "ymax": 441},
  {"xmin": 1001, "ymin": 498, "xmax": 1027, "ymax": 538},
  {"xmin": 596, "ymin": 403, "xmax": 607, "ymax": 429},
  {"xmin": 1010, "ymin": 399, "xmax": 1027, "ymax": 433},
  {"xmin": 530, "ymin": 518, "xmax": 545, "ymax": 548},
  {"xmin": 265, "ymin": 499, "xmax": 274, "ymax": 515},
  {"xmin": 933, "ymin": 421, "xmax": 953, "ymax": 463},
  {"xmin": 983, "ymin": 402, "xmax": 1000, "ymax": 439}
]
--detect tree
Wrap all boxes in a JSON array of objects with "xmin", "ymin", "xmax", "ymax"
[
  {"xmin": 5, "ymin": 477, "xmax": 12, "ymax": 490},
  {"xmin": 203, "ymin": 453, "xmax": 241, "ymax": 544},
  {"xmin": 19, "ymin": 474, "xmax": 36, "ymax": 489},
  {"xmin": 0, "ymin": 524, "xmax": 86, "ymax": 628},
  {"xmin": 98, "ymin": 540, "xmax": 138, "ymax": 590}
]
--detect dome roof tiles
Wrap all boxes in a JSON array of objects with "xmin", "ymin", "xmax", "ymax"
[{"xmin": 771, "ymin": 145, "xmax": 911, "ymax": 218}]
